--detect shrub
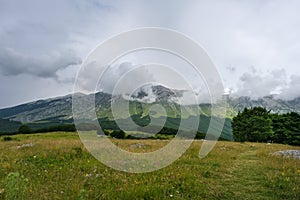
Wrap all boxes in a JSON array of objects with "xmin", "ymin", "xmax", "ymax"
[
  {"xmin": 3, "ymin": 136, "xmax": 13, "ymax": 141},
  {"xmin": 110, "ymin": 130, "xmax": 126, "ymax": 139},
  {"xmin": 18, "ymin": 124, "xmax": 32, "ymax": 134},
  {"xmin": 196, "ymin": 132, "xmax": 206, "ymax": 139}
]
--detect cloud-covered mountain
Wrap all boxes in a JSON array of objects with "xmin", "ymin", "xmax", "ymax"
[
  {"xmin": 1, "ymin": 84, "xmax": 300, "ymax": 123},
  {"xmin": 0, "ymin": 84, "xmax": 299, "ymax": 135}
]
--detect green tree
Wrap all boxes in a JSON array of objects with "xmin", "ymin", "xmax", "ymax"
[
  {"xmin": 110, "ymin": 130, "xmax": 126, "ymax": 139},
  {"xmin": 232, "ymin": 107, "xmax": 273, "ymax": 142},
  {"xmin": 18, "ymin": 124, "xmax": 32, "ymax": 134},
  {"xmin": 271, "ymin": 112, "xmax": 300, "ymax": 145},
  {"xmin": 287, "ymin": 112, "xmax": 300, "ymax": 145}
]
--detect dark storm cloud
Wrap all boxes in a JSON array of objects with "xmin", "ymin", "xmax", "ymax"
[
  {"xmin": 0, "ymin": 48, "xmax": 81, "ymax": 78},
  {"xmin": 0, "ymin": 0, "xmax": 112, "ymax": 79},
  {"xmin": 1, "ymin": 0, "xmax": 300, "ymax": 108}
]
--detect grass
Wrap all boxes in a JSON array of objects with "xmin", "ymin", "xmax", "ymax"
[{"xmin": 0, "ymin": 132, "xmax": 299, "ymax": 199}]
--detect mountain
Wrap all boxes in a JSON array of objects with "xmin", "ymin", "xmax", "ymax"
[
  {"xmin": 227, "ymin": 95, "xmax": 300, "ymax": 114},
  {"xmin": 0, "ymin": 84, "xmax": 299, "ymax": 139},
  {"xmin": 0, "ymin": 118, "xmax": 21, "ymax": 133},
  {"xmin": 0, "ymin": 95, "xmax": 74, "ymax": 123},
  {"xmin": 0, "ymin": 85, "xmax": 196, "ymax": 123}
]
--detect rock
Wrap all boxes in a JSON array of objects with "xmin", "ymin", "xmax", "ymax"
[
  {"xmin": 130, "ymin": 143, "xmax": 146, "ymax": 148},
  {"xmin": 272, "ymin": 150, "xmax": 300, "ymax": 159},
  {"xmin": 16, "ymin": 143, "xmax": 34, "ymax": 149}
]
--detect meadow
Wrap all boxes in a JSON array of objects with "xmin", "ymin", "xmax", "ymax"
[{"xmin": 0, "ymin": 132, "xmax": 299, "ymax": 199}]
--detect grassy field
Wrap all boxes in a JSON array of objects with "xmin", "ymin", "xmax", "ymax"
[{"xmin": 0, "ymin": 132, "xmax": 299, "ymax": 200}]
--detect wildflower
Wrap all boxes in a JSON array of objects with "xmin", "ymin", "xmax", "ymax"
[
  {"xmin": 33, "ymin": 156, "xmax": 37, "ymax": 159},
  {"xmin": 170, "ymin": 194, "xmax": 173, "ymax": 197}
]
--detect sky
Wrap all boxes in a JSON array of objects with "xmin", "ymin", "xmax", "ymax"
[{"xmin": 0, "ymin": 0, "xmax": 300, "ymax": 108}]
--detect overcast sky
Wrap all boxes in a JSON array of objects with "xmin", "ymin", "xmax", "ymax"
[{"xmin": 0, "ymin": 0, "xmax": 300, "ymax": 108}]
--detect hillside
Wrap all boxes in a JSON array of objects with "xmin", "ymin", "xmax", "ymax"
[{"xmin": 0, "ymin": 85, "xmax": 299, "ymax": 138}]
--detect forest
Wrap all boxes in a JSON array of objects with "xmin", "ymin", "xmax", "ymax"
[{"xmin": 232, "ymin": 107, "xmax": 300, "ymax": 145}]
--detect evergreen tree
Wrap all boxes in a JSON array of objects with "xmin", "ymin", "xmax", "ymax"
[
  {"xmin": 18, "ymin": 124, "xmax": 32, "ymax": 134},
  {"xmin": 232, "ymin": 107, "xmax": 273, "ymax": 142},
  {"xmin": 272, "ymin": 112, "xmax": 300, "ymax": 145}
]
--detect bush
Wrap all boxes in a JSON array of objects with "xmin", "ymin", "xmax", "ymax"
[
  {"xmin": 18, "ymin": 124, "xmax": 32, "ymax": 134},
  {"xmin": 3, "ymin": 136, "xmax": 13, "ymax": 141},
  {"xmin": 110, "ymin": 130, "xmax": 126, "ymax": 139},
  {"xmin": 34, "ymin": 124, "xmax": 76, "ymax": 133},
  {"xmin": 196, "ymin": 132, "xmax": 206, "ymax": 139}
]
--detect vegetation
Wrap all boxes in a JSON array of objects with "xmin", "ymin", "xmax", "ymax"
[
  {"xmin": 110, "ymin": 130, "xmax": 126, "ymax": 139},
  {"xmin": 232, "ymin": 107, "xmax": 274, "ymax": 142},
  {"xmin": 271, "ymin": 112, "xmax": 300, "ymax": 146},
  {"xmin": 0, "ymin": 132, "xmax": 299, "ymax": 199},
  {"xmin": 0, "ymin": 114, "xmax": 233, "ymax": 141},
  {"xmin": 18, "ymin": 124, "xmax": 32, "ymax": 134},
  {"xmin": 32, "ymin": 124, "xmax": 76, "ymax": 133},
  {"xmin": 98, "ymin": 115, "xmax": 233, "ymax": 141},
  {"xmin": 232, "ymin": 107, "xmax": 300, "ymax": 145},
  {"xmin": 2, "ymin": 136, "xmax": 14, "ymax": 142},
  {"xmin": 4, "ymin": 172, "xmax": 28, "ymax": 200},
  {"xmin": 0, "ymin": 118, "xmax": 21, "ymax": 133}
]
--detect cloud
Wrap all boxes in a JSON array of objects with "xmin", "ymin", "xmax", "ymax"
[
  {"xmin": 1, "ymin": 0, "xmax": 300, "ymax": 107},
  {"xmin": 0, "ymin": 48, "xmax": 81, "ymax": 78},
  {"xmin": 226, "ymin": 66, "xmax": 236, "ymax": 73},
  {"xmin": 98, "ymin": 62, "xmax": 156, "ymax": 94},
  {"xmin": 236, "ymin": 68, "xmax": 287, "ymax": 98},
  {"xmin": 0, "ymin": 0, "xmax": 111, "ymax": 80},
  {"xmin": 234, "ymin": 67, "xmax": 300, "ymax": 100},
  {"xmin": 278, "ymin": 75, "xmax": 300, "ymax": 100}
]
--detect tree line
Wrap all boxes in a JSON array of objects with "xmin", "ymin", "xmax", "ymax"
[{"xmin": 232, "ymin": 107, "xmax": 300, "ymax": 145}]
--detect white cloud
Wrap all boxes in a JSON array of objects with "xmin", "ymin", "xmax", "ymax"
[
  {"xmin": 236, "ymin": 68, "xmax": 287, "ymax": 98},
  {"xmin": 278, "ymin": 75, "xmax": 300, "ymax": 100}
]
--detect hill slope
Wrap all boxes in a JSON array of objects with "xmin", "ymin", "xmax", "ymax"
[{"xmin": 0, "ymin": 85, "xmax": 299, "ymax": 138}]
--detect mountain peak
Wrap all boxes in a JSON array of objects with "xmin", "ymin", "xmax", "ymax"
[{"xmin": 130, "ymin": 84, "xmax": 186, "ymax": 103}]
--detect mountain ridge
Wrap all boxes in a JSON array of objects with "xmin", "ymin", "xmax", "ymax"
[
  {"xmin": 0, "ymin": 85, "xmax": 299, "ymax": 136},
  {"xmin": 0, "ymin": 85, "xmax": 300, "ymax": 123}
]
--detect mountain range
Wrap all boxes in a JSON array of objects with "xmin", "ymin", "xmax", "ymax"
[{"xmin": 0, "ymin": 84, "xmax": 299, "ymax": 139}]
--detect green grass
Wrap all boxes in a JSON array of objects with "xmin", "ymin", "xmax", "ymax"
[{"xmin": 0, "ymin": 132, "xmax": 299, "ymax": 199}]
